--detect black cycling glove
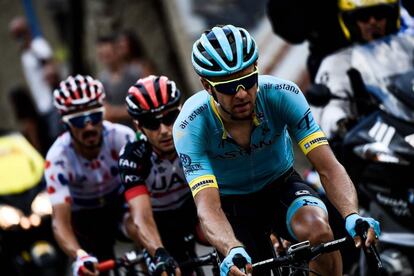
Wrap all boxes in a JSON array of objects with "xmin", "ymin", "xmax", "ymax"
[{"xmin": 148, "ymin": 247, "xmax": 178, "ymax": 276}]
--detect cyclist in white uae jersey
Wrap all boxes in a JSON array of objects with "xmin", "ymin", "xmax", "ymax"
[
  {"xmin": 173, "ymin": 24, "xmax": 381, "ymax": 276},
  {"xmin": 45, "ymin": 75, "xmax": 136, "ymax": 276},
  {"xmin": 118, "ymin": 75, "xmax": 206, "ymax": 276}
]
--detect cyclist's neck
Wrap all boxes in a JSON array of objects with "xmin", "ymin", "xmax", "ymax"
[{"xmin": 152, "ymin": 146, "xmax": 177, "ymax": 161}]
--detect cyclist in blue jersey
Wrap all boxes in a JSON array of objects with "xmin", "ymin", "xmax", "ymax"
[{"xmin": 172, "ymin": 25, "xmax": 381, "ymax": 276}]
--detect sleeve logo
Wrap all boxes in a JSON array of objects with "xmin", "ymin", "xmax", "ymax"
[
  {"xmin": 189, "ymin": 175, "xmax": 218, "ymax": 197},
  {"xmin": 299, "ymin": 131, "xmax": 328, "ymax": 155}
]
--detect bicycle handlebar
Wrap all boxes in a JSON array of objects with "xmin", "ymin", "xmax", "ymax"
[
  {"xmin": 253, "ymin": 220, "xmax": 384, "ymax": 274},
  {"xmin": 81, "ymin": 250, "xmax": 219, "ymax": 274},
  {"xmin": 80, "ymin": 250, "xmax": 144, "ymax": 274},
  {"xmin": 252, "ymin": 236, "xmax": 352, "ymax": 270}
]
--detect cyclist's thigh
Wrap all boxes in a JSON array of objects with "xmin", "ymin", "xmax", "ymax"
[
  {"xmin": 71, "ymin": 199, "xmax": 125, "ymax": 259},
  {"xmin": 273, "ymin": 172, "xmax": 327, "ymax": 242},
  {"xmin": 153, "ymin": 199, "xmax": 198, "ymax": 262}
]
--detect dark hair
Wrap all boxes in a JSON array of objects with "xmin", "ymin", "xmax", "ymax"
[
  {"xmin": 117, "ymin": 30, "xmax": 145, "ymax": 59},
  {"xmin": 9, "ymin": 85, "xmax": 38, "ymax": 120},
  {"xmin": 96, "ymin": 34, "xmax": 117, "ymax": 44}
]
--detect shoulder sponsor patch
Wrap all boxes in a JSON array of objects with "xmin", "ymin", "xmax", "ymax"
[
  {"xmin": 298, "ymin": 131, "xmax": 328, "ymax": 155},
  {"xmin": 189, "ymin": 175, "xmax": 218, "ymax": 197}
]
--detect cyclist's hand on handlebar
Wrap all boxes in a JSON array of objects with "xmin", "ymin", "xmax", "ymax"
[
  {"xmin": 72, "ymin": 253, "xmax": 99, "ymax": 276},
  {"xmin": 345, "ymin": 213, "xmax": 381, "ymax": 247},
  {"xmin": 220, "ymin": 247, "xmax": 252, "ymax": 276},
  {"xmin": 152, "ymin": 247, "xmax": 181, "ymax": 276}
]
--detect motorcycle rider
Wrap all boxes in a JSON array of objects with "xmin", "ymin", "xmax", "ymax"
[
  {"xmin": 313, "ymin": 0, "xmax": 414, "ymax": 139},
  {"xmin": 44, "ymin": 75, "xmax": 137, "ymax": 276},
  {"xmin": 118, "ymin": 75, "xmax": 205, "ymax": 276}
]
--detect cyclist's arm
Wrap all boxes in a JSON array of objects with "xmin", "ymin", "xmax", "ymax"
[
  {"xmin": 128, "ymin": 194, "xmax": 164, "ymax": 256},
  {"xmin": 119, "ymin": 139, "xmax": 165, "ymax": 256},
  {"xmin": 273, "ymin": 76, "xmax": 359, "ymax": 218},
  {"xmin": 194, "ymin": 187, "xmax": 243, "ymax": 256},
  {"xmin": 51, "ymin": 203, "xmax": 83, "ymax": 259},
  {"xmin": 307, "ymin": 145, "xmax": 358, "ymax": 218}
]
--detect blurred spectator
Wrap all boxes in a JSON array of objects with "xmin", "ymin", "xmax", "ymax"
[
  {"xmin": 96, "ymin": 35, "xmax": 141, "ymax": 127},
  {"xmin": 8, "ymin": 86, "xmax": 40, "ymax": 151},
  {"xmin": 192, "ymin": 0, "xmax": 267, "ymax": 29},
  {"xmin": 116, "ymin": 30, "xmax": 157, "ymax": 77},
  {"xmin": 8, "ymin": 16, "xmax": 62, "ymax": 155}
]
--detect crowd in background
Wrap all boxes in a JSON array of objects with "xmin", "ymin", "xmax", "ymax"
[
  {"xmin": 8, "ymin": 13, "xmax": 157, "ymax": 156},
  {"xmin": 2, "ymin": 0, "xmax": 414, "ymax": 275}
]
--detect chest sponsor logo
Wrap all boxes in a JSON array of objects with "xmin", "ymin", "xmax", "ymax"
[
  {"xmin": 264, "ymin": 83, "xmax": 299, "ymax": 94},
  {"xmin": 150, "ymin": 172, "xmax": 186, "ymax": 192},
  {"xmin": 179, "ymin": 104, "xmax": 208, "ymax": 129},
  {"xmin": 214, "ymin": 138, "xmax": 275, "ymax": 159},
  {"xmin": 275, "ymin": 83, "xmax": 299, "ymax": 94}
]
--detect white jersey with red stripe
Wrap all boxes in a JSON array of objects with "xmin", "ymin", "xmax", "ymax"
[
  {"xmin": 118, "ymin": 134, "xmax": 191, "ymax": 212},
  {"xmin": 45, "ymin": 121, "xmax": 135, "ymax": 211}
]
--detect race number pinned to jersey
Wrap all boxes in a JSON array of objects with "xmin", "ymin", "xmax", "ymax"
[{"xmin": 298, "ymin": 131, "xmax": 328, "ymax": 155}]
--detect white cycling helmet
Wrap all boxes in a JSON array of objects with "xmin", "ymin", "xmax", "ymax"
[{"xmin": 53, "ymin": 75, "xmax": 105, "ymax": 114}]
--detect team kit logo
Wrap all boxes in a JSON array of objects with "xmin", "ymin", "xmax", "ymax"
[
  {"xmin": 299, "ymin": 131, "xmax": 328, "ymax": 155},
  {"xmin": 179, "ymin": 153, "xmax": 202, "ymax": 174}
]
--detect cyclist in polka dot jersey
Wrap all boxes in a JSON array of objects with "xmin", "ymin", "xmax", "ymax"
[{"xmin": 44, "ymin": 75, "xmax": 137, "ymax": 276}]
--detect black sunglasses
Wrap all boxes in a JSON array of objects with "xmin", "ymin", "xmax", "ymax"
[
  {"xmin": 204, "ymin": 67, "xmax": 259, "ymax": 95},
  {"xmin": 140, "ymin": 109, "xmax": 180, "ymax": 130},
  {"xmin": 350, "ymin": 5, "xmax": 392, "ymax": 23}
]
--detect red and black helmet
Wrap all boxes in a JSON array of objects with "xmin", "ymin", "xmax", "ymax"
[{"xmin": 126, "ymin": 75, "xmax": 181, "ymax": 118}]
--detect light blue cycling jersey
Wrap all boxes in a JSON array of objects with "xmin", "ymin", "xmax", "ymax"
[{"xmin": 173, "ymin": 75, "xmax": 328, "ymax": 196}]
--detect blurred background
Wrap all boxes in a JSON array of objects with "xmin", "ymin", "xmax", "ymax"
[
  {"xmin": 0, "ymin": 0, "xmax": 310, "ymax": 137},
  {"xmin": 0, "ymin": 1, "xmax": 311, "ymax": 274}
]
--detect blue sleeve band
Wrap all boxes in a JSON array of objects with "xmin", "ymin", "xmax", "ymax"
[{"xmin": 286, "ymin": 196, "xmax": 328, "ymax": 241}]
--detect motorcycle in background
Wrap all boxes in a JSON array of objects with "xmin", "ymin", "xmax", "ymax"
[
  {"xmin": 0, "ymin": 131, "xmax": 67, "ymax": 276},
  {"xmin": 306, "ymin": 69, "xmax": 414, "ymax": 276}
]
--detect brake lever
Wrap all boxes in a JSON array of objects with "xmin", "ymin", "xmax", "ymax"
[{"xmin": 355, "ymin": 219, "xmax": 384, "ymax": 271}]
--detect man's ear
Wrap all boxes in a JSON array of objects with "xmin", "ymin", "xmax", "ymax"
[
  {"xmin": 200, "ymin": 77, "xmax": 213, "ymax": 95},
  {"xmin": 133, "ymin": 120, "xmax": 144, "ymax": 133}
]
